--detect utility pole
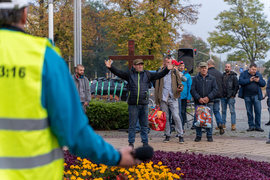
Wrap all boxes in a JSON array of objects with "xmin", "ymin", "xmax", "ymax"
[
  {"xmin": 74, "ymin": 0, "xmax": 82, "ymax": 69},
  {"xmin": 48, "ymin": 0, "xmax": 54, "ymax": 42}
]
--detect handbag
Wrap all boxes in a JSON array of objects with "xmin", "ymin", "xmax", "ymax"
[
  {"xmin": 148, "ymin": 107, "xmax": 166, "ymax": 131},
  {"xmin": 194, "ymin": 105, "xmax": 212, "ymax": 128}
]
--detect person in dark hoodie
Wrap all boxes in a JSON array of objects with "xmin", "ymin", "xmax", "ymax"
[
  {"xmin": 221, "ymin": 63, "xmax": 239, "ymax": 131},
  {"xmin": 207, "ymin": 59, "xmax": 224, "ymax": 134},
  {"xmin": 105, "ymin": 59, "xmax": 173, "ymax": 148}
]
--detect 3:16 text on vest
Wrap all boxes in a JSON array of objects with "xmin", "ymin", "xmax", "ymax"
[{"xmin": 0, "ymin": 66, "xmax": 26, "ymax": 78}]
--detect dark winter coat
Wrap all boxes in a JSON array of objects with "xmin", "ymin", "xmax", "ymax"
[
  {"xmin": 238, "ymin": 70, "xmax": 266, "ymax": 100},
  {"xmin": 208, "ymin": 67, "xmax": 223, "ymax": 98},
  {"xmin": 108, "ymin": 66, "xmax": 169, "ymax": 105},
  {"xmin": 191, "ymin": 73, "xmax": 219, "ymax": 105},
  {"xmin": 222, "ymin": 71, "xmax": 239, "ymax": 99}
]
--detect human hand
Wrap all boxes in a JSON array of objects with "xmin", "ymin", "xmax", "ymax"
[
  {"xmin": 202, "ymin": 97, "xmax": 209, "ymax": 104},
  {"xmin": 250, "ymin": 76, "xmax": 255, "ymax": 82},
  {"xmin": 118, "ymin": 146, "xmax": 141, "ymax": 168},
  {"xmin": 104, "ymin": 59, "xmax": 112, "ymax": 68},
  {"xmin": 83, "ymin": 102, "xmax": 88, "ymax": 106},
  {"xmin": 177, "ymin": 86, "xmax": 183, "ymax": 92},
  {"xmin": 167, "ymin": 59, "xmax": 173, "ymax": 70},
  {"xmin": 254, "ymin": 77, "xmax": 259, "ymax": 82},
  {"xmin": 199, "ymin": 98, "xmax": 204, "ymax": 104}
]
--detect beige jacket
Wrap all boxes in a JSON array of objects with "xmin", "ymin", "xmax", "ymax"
[{"xmin": 154, "ymin": 68, "xmax": 183, "ymax": 106}]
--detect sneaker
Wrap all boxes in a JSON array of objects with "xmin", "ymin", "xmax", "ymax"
[
  {"xmin": 163, "ymin": 136, "xmax": 170, "ymax": 143},
  {"xmin": 194, "ymin": 136, "xmax": 201, "ymax": 142},
  {"xmin": 231, "ymin": 124, "xmax": 236, "ymax": 131},
  {"xmin": 247, "ymin": 127, "xmax": 255, "ymax": 131},
  {"xmin": 191, "ymin": 125, "xmax": 196, "ymax": 130},
  {"xmin": 129, "ymin": 143, "xmax": 134, "ymax": 148},
  {"xmin": 175, "ymin": 134, "xmax": 179, "ymax": 138},
  {"xmin": 218, "ymin": 125, "xmax": 224, "ymax": 135},
  {"xmin": 265, "ymin": 121, "xmax": 270, "ymax": 126},
  {"xmin": 223, "ymin": 124, "xmax": 226, "ymax": 130},
  {"xmin": 255, "ymin": 128, "xmax": 264, "ymax": 132},
  {"xmin": 215, "ymin": 127, "xmax": 219, "ymax": 130},
  {"xmin": 266, "ymin": 140, "xmax": 270, "ymax": 144},
  {"xmin": 179, "ymin": 137, "xmax": 184, "ymax": 144},
  {"xmin": 143, "ymin": 143, "xmax": 149, "ymax": 147},
  {"xmin": 207, "ymin": 137, "xmax": 213, "ymax": 142}
]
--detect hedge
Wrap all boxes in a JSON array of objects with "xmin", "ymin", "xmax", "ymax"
[{"xmin": 86, "ymin": 99, "xmax": 129, "ymax": 130}]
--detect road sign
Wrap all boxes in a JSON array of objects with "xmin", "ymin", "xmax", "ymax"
[{"xmin": 239, "ymin": 68, "xmax": 244, "ymax": 72}]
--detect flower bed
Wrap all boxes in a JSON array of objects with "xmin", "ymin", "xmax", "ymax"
[
  {"xmin": 64, "ymin": 150, "xmax": 270, "ymax": 180},
  {"xmin": 63, "ymin": 150, "xmax": 182, "ymax": 180},
  {"xmin": 152, "ymin": 150, "xmax": 270, "ymax": 179}
]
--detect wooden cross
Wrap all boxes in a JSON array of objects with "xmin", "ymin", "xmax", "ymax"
[{"xmin": 109, "ymin": 40, "xmax": 154, "ymax": 69}]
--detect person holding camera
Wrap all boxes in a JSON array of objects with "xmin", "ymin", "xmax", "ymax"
[{"xmin": 239, "ymin": 63, "xmax": 266, "ymax": 132}]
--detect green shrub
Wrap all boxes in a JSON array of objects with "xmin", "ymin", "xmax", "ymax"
[{"xmin": 86, "ymin": 99, "xmax": 129, "ymax": 130}]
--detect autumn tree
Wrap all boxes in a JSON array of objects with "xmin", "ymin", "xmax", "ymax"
[
  {"xmin": 208, "ymin": 0, "xmax": 270, "ymax": 64},
  {"xmin": 26, "ymin": 0, "xmax": 119, "ymax": 78},
  {"xmin": 101, "ymin": 0, "xmax": 200, "ymax": 69}
]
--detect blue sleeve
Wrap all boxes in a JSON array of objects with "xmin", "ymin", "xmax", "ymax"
[
  {"xmin": 42, "ymin": 47, "xmax": 120, "ymax": 166},
  {"xmin": 267, "ymin": 78, "xmax": 270, "ymax": 97},
  {"xmin": 187, "ymin": 74, "xmax": 192, "ymax": 101},
  {"xmin": 239, "ymin": 71, "xmax": 251, "ymax": 86},
  {"xmin": 257, "ymin": 73, "xmax": 266, "ymax": 87}
]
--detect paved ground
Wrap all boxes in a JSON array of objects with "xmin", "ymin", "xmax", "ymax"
[{"xmin": 96, "ymin": 96, "xmax": 270, "ymax": 163}]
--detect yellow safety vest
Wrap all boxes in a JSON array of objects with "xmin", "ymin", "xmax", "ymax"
[{"xmin": 0, "ymin": 29, "xmax": 63, "ymax": 180}]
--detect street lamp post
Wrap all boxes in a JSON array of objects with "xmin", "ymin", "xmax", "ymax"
[
  {"xmin": 48, "ymin": 0, "xmax": 53, "ymax": 42},
  {"xmin": 74, "ymin": 0, "xmax": 82, "ymax": 69}
]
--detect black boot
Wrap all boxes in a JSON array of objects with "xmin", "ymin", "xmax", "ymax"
[{"xmin": 265, "ymin": 121, "xmax": 270, "ymax": 126}]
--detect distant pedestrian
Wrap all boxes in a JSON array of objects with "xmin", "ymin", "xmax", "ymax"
[
  {"xmin": 72, "ymin": 65, "xmax": 91, "ymax": 113},
  {"xmin": 266, "ymin": 77, "xmax": 270, "ymax": 144},
  {"xmin": 207, "ymin": 59, "xmax": 224, "ymax": 135},
  {"xmin": 155, "ymin": 56, "xmax": 185, "ymax": 144},
  {"xmin": 265, "ymin": 77, "xmax": 270, "ymax": 126},
  {"xmin": 191, "ymin": 62, "xmax": 219, "ymax": 142},
  {"xmin": 177, "ymin": 61, "xmax": 192, "ymax": 129},
  {"xmin": 105, "ymin": 59, "xmax": 173, "ymax": 148},
  {"xmin": 239, "ymin": 63, "xmax": 266, "ymax": 132},
  {"xmin": 221, "ymin": 63, "xmax": 239, "ymax": 131}
]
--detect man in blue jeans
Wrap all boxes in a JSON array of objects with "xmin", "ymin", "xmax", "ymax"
[
  {"xmin": 239, "ymin": 63, "xmax": 266, "ymax": 132},
  {"xmin": 191, "ymin": 62, "xmax": 218, "ymax": 142},
  {"xmin": 221, "ymin": 63, "xmax": 239, "ymax": 131},
  {"xmin": 105, "ymin": 59, "xmax": 173, "ymax": 147},
  {"xmin": 207, "ymin": 59, "xmax": 224, "ymax": 135},
  {"xmin": 266, "ymin": 77, "xmax": 270, "ymax": 144}
]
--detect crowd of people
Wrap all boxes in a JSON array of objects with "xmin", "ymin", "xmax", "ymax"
[{"xmin": 105, "ymin": 56, "xmax": 270, "ymax": 146}]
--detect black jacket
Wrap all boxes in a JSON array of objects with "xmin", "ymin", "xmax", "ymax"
[
  {"xmin": 108, "ymin": 66, "xmax": 169, "ymax": 105},
  {"xmin": 208, "ymin": 67, "xmax": 223, "ymax": 98},
  {"xmin": 191, "ymin": 73, "xmax": 219, "ymax": 105},
  {"xmin": 222, "ymin": 71, "xmax": 239, "ymax": 99}
]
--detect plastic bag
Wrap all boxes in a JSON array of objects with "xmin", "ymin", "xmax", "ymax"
[
  {"xmin": 194, "ymin": 105, "xmax": 212, "ymax": 128},
  {"xmin": 148, "ymin": 107, "xmax": 166, "ymax": 131}
]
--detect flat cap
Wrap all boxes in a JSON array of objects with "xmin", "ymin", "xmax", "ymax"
[
  {"xmin": 199, "ymin": 62, "xmax": 208, "ymax": 67},
  {"xmin": 133, "ymin": 59, "xmax": 144, "ymax": 65}
]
